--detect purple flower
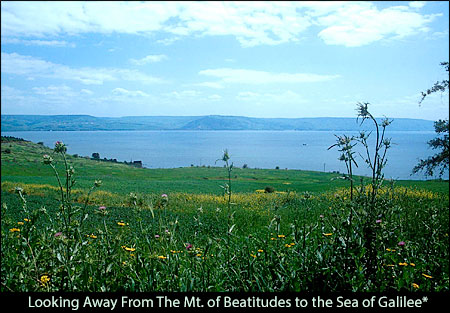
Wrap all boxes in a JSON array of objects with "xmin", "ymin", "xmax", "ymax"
[
  {"xmin": 398, "ymin": 241, "xmax": 405, "ymax": 246},
  {"xmin": 54, "ymin": 232, "xmax": 63, "ymax": 238},
  {"xmin": 99, "ymin": 206, "xmax": 106, "ymax": 210},
  {"xmin": 161, "ymin": 194, "xmax": 168, "ymax": 198},
  {"xmin": 165, "ymin": 229, "xmax": 169, "ymax": 233},
  {"xmin": 186, "ymin": 243, "xmax": 192, "ymax": 250},
  {"xmin": 155, "ymin": 234, "xmax": 160, "ymax": 239},
  {"xmin": 319, "ymin": 214, "xmax": 324, "ymax": 219},
  {"xmin": 376, "ymin": 219, "xmax": 382, "ymax": 224}
]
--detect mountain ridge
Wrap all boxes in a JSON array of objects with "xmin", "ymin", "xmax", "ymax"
[{"xmin": 1, "ymin": 114, "xmax": 435, "ymax": 131}]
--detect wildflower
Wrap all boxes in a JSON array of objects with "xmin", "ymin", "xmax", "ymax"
[
  {"xmin": 98, "ymin": 206, "xmax": 106, "ymax": 210},
  {"xmin": 89, "ymin": 234, "xmax": 97, "ymax": 239},
  {"xmin": 277, "ymin": 234, "xmax": 285, "ymax": 238},
  {"xmin": 54, "ymin": 232, "xmax": 63, "ymax": 238},
  {"xmin": 155, "ymin": 235, "xmax": 160, "ymax": 239},
  {"xmin": 398, "ymin": 262, "xmax": 408, "ymax": 266},
  {"xmin": 17, "ymin": 222, "xmax": 24, "ymax": 225},
  {"xmin": 323, "ymin": 233, "xmax": 333, "ymax": 236},
  {"xmin": 270, "ymin": 237, "xmax": 276, "ymax": 240},
  {"xmin": 43, "ymin": 154, "xmax": 53, "ymax": 165},
  {"xmin": 412, "ymin": 283, "xmax": 419, "ymax": 289},
  {"xmin": 9, "ymin": 228, "xmax": 20, "ymax": 232},
  {"xmin": 290, "ymin": 243, "xmax": 295, "ymax": 246},
  {"xmin": 158, "ymin": 255, "xmax": 167, "ymax": 260},
  {"xmin": 40, "ymin": 275, "xmax": 50, "ymax": 285},
  {"xmin": 94, "ymin": 180, "xmax": 102, "ymax": 187},
  {"xmin": 24, "ymin": 218, "xmax": 30, "ymax": 222},
  {"xmin": 257, "ymin": 249, "xmax": 264, "ymax": 253},
  {"xmin": 186, "ymin": 243, "xmax": 192, "ymax": 250},
  {"xmin": 54, "ymin": 141, "xmax": 67, "ymax": 153},
  {"xmin": 376, "ymin": 219, "xmax": 382, "ymax": 224},
  {"xmin": 122, "ymin": 246, "xmax": 136, "ymax": 252},
  {"xmin": 410, "ymin": 263, "xmax": 416, "ymax": 267},
  {"xmin": 117, "ymin": 222, "xmax": 126, "ymax": 226},
  {"xmin": 386, "ymin": 248, "xmax": 396, "ymax": 252},
  {"xmin": 250, "ymin": 254, "xmax": 257, "ymax": 258},
  {"xmin": 196, "ymin": 253, "xmax": 202, "ymax": 257},
  {"xmin": 161, "ymin": 194, "xmax": 168, "ymax": 202},
  {"xmin": 319, "ymin": 214, "xmax": 324, "ymax": 219},
  {"xmin": 422, "ymin": 273, "xmax": 433, "ymax": 279},
  {"xmin": 398, "ymin": 241, "xmax": 405, "ymax": 246}
]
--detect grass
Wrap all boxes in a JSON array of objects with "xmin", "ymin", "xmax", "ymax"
[{"xmin": 1, "ymin": 138, "xmax": 448, "ymax": 292}]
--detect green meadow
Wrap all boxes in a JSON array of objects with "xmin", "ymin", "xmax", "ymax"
[{"xmin": 1, "ymin": 137, "xmax": 448, "ymax": 292}]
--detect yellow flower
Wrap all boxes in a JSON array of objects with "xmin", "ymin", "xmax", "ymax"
[
  {"xmin": 285, "ymin": 244, "xmax": 291, "ymax": 248},
  {"xmin": 384, "ymin": 264, "xmax": 395, "ymax": 267},
  {"xmin": 17, "ymin": 222, "xmax": 24, "ymax": 225},
  {"xmin": 270, "ymin": 237, "xmax": 276, "ymax": 240},
  {"xmin": 386, "ymin": 248, "xmax": 396, "ymax": 252},
  {"xmin": 290, "ymin": 243, "xmax": 295, "ymax": 246},
  {"xmin": 158, "ymin": 255, "xmax": 167, "ymax": 259},
  {"xmin": 323, "ymin": 233, "xmax": 333, "ymax": 236},
  {"xmin": 117, "ymin": 222, "xmax": 126, "ymax": 226},
  {"xmin": 410, "ymin": 263, "xmax": 415, "ymax": 267},
  {"xmin": 422, "ymin": 273, "xmax": 433, "ymax": 279},
  {"xmin": 40, "ymin": 275, "xmax": 50, "ymax": 285},
  {"xmin": 412, "ymin": 283, "xmax": 419, "ymax": 289},
  {"xmin": 9, "ymin": 228, "xmax": 20, "ymax": 232},
  {"xmin": 24, "ymin": 218, "xmax": 30, "ymax": 222},
  {"xmin": 250, "ymin": 254, "xmax": 257, "ymax": 258},
  {"xmin": 277, "ymin": 234, "xmax": 285, "ymax": 238},
  {"xmin": 399, "ymin": 262, "xmax": 408, "ymax": 266},
  {"xmin": 257, "ymin": 249, "xmax": 264, "ymax": 253}
]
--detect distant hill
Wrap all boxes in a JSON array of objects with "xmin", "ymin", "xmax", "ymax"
[{"xmin": 1, "ymin": 114, "xmax": 435, "ymax": 131}]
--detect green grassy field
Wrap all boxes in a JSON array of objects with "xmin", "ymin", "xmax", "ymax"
[{"xmin": 1, "ymin": 138, "xmax": 448, "ymax": 292}]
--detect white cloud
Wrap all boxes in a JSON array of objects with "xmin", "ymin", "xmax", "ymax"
[
  {"xmin": 81, "ymin": 89, "xmax": 93, "ymax": 95},
  {"xmin": 130, "ymin": 54, "xmax": 168, "ymax": 65},
  {"xmin": 409, "ymin": 2, "xmax": 426, "ymax": 9},
  {"xmin": 208, "ymin": 94, "xmax": 222, "ymax": 101},
  {"xmin": 199, "ymin": 68, "xmax": 339, "ymax": 84},
  {"xmin": 112, "ymin": 88, "xmax": 150, "ymax": 97},
  {"xmin": 164, "ymin": 90, "xmax": 202, "ymax": 100},
  {"xmin": 2, "ymin": 37, "xmax": 74, "ymax": 47},
  {"xmin": 1, "ymin": 52, "xmax": 164, "ymax": 85},
  {"xmin": 32, "ymin": 85, "xmax": 74, "ymax": 96},
  {"xmin": 316, "ymin": 2, "xmax": 439, "ymax": 47},
  {"xmin": 0, "ymin": 2, "xmax": 442, "ymax": 48}
]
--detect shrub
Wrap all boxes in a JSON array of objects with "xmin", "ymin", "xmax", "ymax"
[{"xmin": 264, "ymin": 186, "xmax": 275, "ymax": 193}]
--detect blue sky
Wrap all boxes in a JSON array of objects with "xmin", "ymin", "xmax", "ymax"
[{"xmin": 1, "ymin": 1, "xmax": 449, "ymax": 120}]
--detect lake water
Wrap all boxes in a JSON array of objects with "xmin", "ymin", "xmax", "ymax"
[{"xmin": 2, "ymin": 130, "xmax": 447, "ymax": 180}]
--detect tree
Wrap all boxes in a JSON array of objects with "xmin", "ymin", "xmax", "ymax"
[
  {"xmin": 92, "ymin": 152, "xmax": 100, "ymax": 160},
  {"xmin": 413, "ymin": 62, "xmax": 449, "ymax": 178}
]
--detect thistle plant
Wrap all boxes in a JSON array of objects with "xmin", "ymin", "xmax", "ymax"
[
  {"xmin": 216, "ymin": 149, "xmax": 235, "ymax": 263},
  {"xmin": 355, "ymin": 102, "xmax": 393, "ymax": 285},
  {"xmin": 216, "ymin": 149, "xmax": 233, "ymax": 210},
  {"xmin": 42, "ymin": 141, "xmax": 101, "ymax": 290}
]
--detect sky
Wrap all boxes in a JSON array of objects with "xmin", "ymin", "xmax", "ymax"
[{"xmin": 1, "ymin": 1, "xmax": 449, "ymax": 120}]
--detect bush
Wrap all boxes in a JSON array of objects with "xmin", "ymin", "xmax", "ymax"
[{"xmin": 264, "ymin": 186, "xmax": 275, "ymax": 193}]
